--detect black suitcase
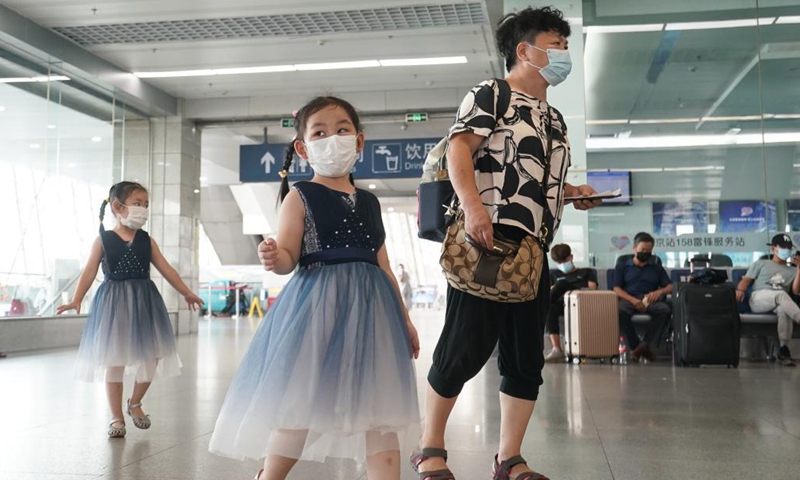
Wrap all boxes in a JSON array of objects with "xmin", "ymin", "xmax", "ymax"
[{"xmin": 673, "ymin": 283, "xmax": 740, "ymax": 367}]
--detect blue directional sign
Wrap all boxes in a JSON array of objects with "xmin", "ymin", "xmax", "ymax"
[{"xmin": 239, "ymin": 137, "xmax": 442, "ymax": 183}]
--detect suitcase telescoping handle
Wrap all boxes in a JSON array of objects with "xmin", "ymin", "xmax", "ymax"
[{"xmin": 689, "ymin": 255, "xmax": 711, "ymax": 273}]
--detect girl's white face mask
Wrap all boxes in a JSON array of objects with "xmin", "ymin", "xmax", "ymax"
[
  {"xmin": 304, "ymin": 135, "xmax": 359, "ymax": 178},
  {"xmin": 117, "ymin": 204, "xmax": 148, "ymax": 230}
]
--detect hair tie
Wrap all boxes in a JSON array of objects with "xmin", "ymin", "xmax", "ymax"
[
  {"xmin": 292, "ymin": 110, "xmax": 299, "ymax": 118},
  {"xmin": 279, "ymin": 170, "xmax": 288, "ymax": 179}
]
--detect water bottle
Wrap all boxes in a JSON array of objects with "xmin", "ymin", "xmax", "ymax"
[{"xmin": 618, "ymin": 336, "xmax": 628, "ymax": 365}]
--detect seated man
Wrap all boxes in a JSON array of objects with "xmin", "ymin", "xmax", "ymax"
[
  {"xmin": 613, "ymin": 233, "xmax": 672, "ymax": 362},
  {"xmin": 545, "ymin": 244, "xmax": 598, "ymax": 363},
  {"xmin": 736, "ymin": 234, "xmax": 800, "ymax": 367}
]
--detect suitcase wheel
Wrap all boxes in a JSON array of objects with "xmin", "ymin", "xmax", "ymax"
[
  {"xmin": 610, "ymin": 356, "xmax": 619, "ymax": 365},
  {"xmin": 572, "ymin": 357, "xmax": 582, "ymax": 365}
]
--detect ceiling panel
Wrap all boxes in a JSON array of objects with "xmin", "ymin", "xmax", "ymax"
[{"xmin": 51, "ymin": 3, "xmax": 486, "ymax": 45}]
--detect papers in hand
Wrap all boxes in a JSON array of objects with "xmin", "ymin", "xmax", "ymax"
[{"xmin": 564, "ymin": 188, "xmax": 622, "ymax": 202}]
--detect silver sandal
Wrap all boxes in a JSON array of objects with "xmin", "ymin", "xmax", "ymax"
[
  {"xmin": 126, "ymin": 399, "xmax": 152, "ymax": 429},
  {"xmin": 108, "ymin": 418, "xmax": 126, "ymax": 438}
]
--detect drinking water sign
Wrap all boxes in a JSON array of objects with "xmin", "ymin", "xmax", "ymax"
[{"xmin": 239, "ymin": 137, "xmax": 441, "ymax": 183}]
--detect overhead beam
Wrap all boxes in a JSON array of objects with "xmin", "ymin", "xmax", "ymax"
[
  {"xmin": 0, "ymin": 4, "xmax": 177, "ymax": 116},
  {"xmin": 695, "ymin": 52, "xmax": 759, "ymax": 131},
  {"xmin": 695, "ymin": 42, "xmax": 800, "ymax": 131}
]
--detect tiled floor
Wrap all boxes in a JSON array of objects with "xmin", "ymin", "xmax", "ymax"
[{"xmin": 2, "ymin": 311, "xmax": 800, "ymax": 480}]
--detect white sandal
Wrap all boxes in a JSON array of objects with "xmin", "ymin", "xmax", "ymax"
[
  {"xmin": 126, "ymin": 399, "xmax": 152, "ymax": 429},
  {"xmin": 108, "ymin": 418, "xmax": 126, "ymax": 438}
]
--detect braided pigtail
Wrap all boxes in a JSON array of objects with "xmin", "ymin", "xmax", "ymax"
[
  {"xmin": 278, "ymin": 141, "xmax": 296, "ymax": 204},
  {"xmin": 98, "ymin": 199, "xmax": 109, "ymax": 233}
]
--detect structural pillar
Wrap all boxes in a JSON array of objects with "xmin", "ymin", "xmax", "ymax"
[{"xmin": 115, "ymin": 114, "xmax": 202, "ymax": 335}]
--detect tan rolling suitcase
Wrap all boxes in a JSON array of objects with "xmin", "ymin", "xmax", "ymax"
[{"xmin": 564, "ymin": 290, "xmax": 620, "ymax": 364}]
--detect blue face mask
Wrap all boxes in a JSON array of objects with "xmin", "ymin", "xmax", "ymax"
[
  {"xmin": 525, "ymin": 44, "xmax": 572, "ymax": 86},
  {"xmin": 558, "ymin": 261, "xmax": 574, "ymax": 273},
  {"xmin": 777, "ymin": 248, "xmax": 792, "ymax": 261}
]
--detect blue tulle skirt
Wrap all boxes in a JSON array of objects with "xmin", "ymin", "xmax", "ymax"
[
  {"xmin": 74, "ymin": 278, "xmax": 181, "ymax": 382},
  {"xmin": 209, "ymin": 262, "xmax": 420, "ymax": 463}
]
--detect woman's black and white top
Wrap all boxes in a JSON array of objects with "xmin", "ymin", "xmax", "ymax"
[{"xmin": 448, "ymin": 79, "xmax": 571, "ymax": 244}]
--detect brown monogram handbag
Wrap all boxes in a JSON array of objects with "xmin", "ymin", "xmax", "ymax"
[
  {"xmin": 439, "ymin": 110, "xmax": 553, "ymax": 303},
  {"xmin": 440, "ymin": 212, "xmax": 546, "ymax": 303}
]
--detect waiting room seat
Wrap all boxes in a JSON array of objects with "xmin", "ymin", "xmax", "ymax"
[{"xmin": 682, "ymin": 254, "xmax": 734, "ymax": 268}]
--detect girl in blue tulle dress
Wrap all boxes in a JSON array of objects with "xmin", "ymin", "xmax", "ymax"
[
  {"xmin": 209, "ymin": 97, "xmax": 421, "ymax": 480},
  {"xmin": 58, "ymin": 181, "xmax": 204, "ymax": 438}
]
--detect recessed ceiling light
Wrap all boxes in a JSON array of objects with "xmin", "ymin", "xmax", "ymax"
[
  {"xmin": 0, "ymin": 106, "xmax": 5, "ymax": 112},
  {"xmin": 199, "ymin": 176, "xmax": 208, "ymax": 182},
  {"xmin": 776, "ymin": 16, "xmax": 800, "ymax": 24},
  {"xmin": 194, "ymin": 189, "xmax": 200, "ymax": 194},
  {"xmin": 379, "ymin": 56, "xmax": 467, "ymax": 67},
  {"xmin": 134, "ymin": 56, "xmax": 469, "ymax": 78},
  {"xmin": 91, "ymin": 136, "xmax": 102, "ymax": 142},
  {"xmin": 214, "ymin": 65, "xmax": 296, "ymax": 75},
  {"xmin": 0, "ymin": 75, "xmax": 70, "ymax": 84},
  {"xmin": 68, "ymin": 163, "xmax": 76, "ymax": 168},
  {"xmin": 30, "ymin": 144, "xmax": 41, "ymax": 149},
  {"xmin": 368, "ymin": 184, "xmax": 377, "ymax": 190},
  {"xmin": 584, "ymin": 24, "xmax": 664, "ymax": 34},
  {"xmin": 629, "ymin": 118, "xmax": 700, "ymax": 124},
  {"xmin": 665, "ymin": 18, "xmax": 774, "ymax": 31},
  {"xmin": 295, "ymin": 60, "xmax": 381, "ymax": 71},
  {"xmin": 388, "ymin": 207, "xmax": 395, "ymax": 212},
  {"xmin": 47, "ymin": 124, "xmax": 56, "ymax": 129},
  {"xmin": 586, "ymin": 119, "xmax": 630, "ymax": 125}
]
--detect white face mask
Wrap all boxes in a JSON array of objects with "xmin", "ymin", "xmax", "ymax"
[
  {"xmin": 117, "ymin": 204, "xmax": 148, "ymax": 230},
  {"xmin": 525, "ymin": 44, "xmax": 572, "ymax": 86},
  {"xmin": 304, "ymin": 135, "xmax": 359, "ymax": 178}
]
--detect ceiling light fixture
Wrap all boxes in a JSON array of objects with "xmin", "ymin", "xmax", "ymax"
[
  {"xmin": 214, "ymin": 65, "xmax": 296, "ymax": 75},
  {"xmin": 586, "ymin": 119, "xmax": 630, "ymax": 125},
  {"xmin": 135, "ymin": 69, "xmax": 215, "ymax": 78},
  {"xmin": 0, "ymin": 106, "xmax": 5, "ymax": 112},
  {"xmin": 47, "ymin": 124, "xmax": 57, "ymax": 129},
  {"xmin": 665, "ymin": 18, "xmax": 775, "ymax": 31},
  {"xmin": 584, "ymin": 24, "xmax": 664, "ymax": 34},
  {"xmin": 0, "ymin": 75, "xmax": 70, "ymax": 83},
  {"xmin": 134, "ymin": 56, "xmax": 469, "ymax": 79},
  {"xmin": 663, "ymin": 166, "xmax": 717, "ymax": 172},
  {"xmin": 379, "ymin": 56, "xmax": 467, "ymax": 66},
  {"xmin": 92, "ymin": 136, "xmax": 102, "ymax": 142},
  {"xmin": 587, "ymin": 131, "xmax": 800, "ymax": 150},
  {"xmin": 776, "ymin": 16, "xmax": 800, "ymax": 24},
  {"xmin": 30, "ymin": 144, "xmax": 41, "ymax": 149},
  {"xmin": 629, "ymin": 118, "xmax": 700, "ymax": 124},
  {"xmin": 702, "ymin": 115, "xmax": 764, "ymax": 122},
  {"xmin": 295, "ymin": 60, "xmax": 381, "ymax": 71},
  {"xmin": 368, "ymin": 184, "xmax": 377, "ymax": 190},
  {"xmin": 588, "ymin": 114, "xmax": 798, "ymax": 125}
]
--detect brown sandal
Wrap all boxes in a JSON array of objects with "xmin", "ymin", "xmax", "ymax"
[
  {"xmin": 492, "ymin": 455, "xmax": 549, "ymax": 480},
  {"xmin": 410, "ymin": 448, "xmax": 456, "ymax": 480}
]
